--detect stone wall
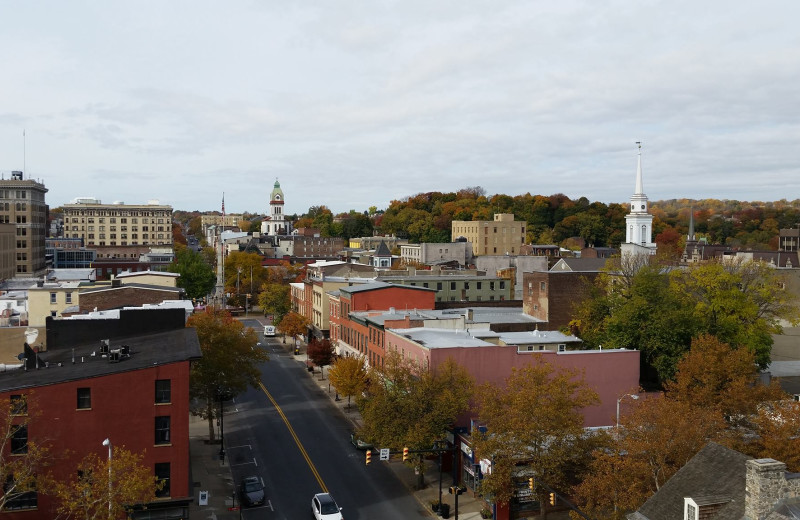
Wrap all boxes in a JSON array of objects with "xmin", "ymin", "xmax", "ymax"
[{"xmin": 745, "ymin": 458, "xmax": 800, "ymax": 519}]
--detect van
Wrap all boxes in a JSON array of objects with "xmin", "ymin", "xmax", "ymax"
[{"xmin": 263, "ymin": 325, "xmax": 276, "ymax": 337}]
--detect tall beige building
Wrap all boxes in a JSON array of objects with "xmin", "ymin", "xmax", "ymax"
[
  {"xmin": 0, "ymin": 171, "xmax": 49, "ymax": 277},
  {"xmin": 62, "ymin": 198, "xmax": 173, "ymax": 248},
  {"xmin": 451, "ymin": 213, "xmax": 526, "ymax": 256}
]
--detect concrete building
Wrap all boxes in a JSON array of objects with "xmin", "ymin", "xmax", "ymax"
[
  {"xmin": 0, "ymin": 308, "xmax": 199, "ymax": 518},
  {"xmin": 62, "ymin": 198, "xmax": 173, "ymax": 249},
  {"xmin": 261, "ymin": 179, "xmax": 289, "ymax": 236},
  {"xmin": 376, "ymin": 266, "xmax": 513, "ymax": 303},
  {"xmin": 475, "ymin": 255, "xmax": 549, "ymax": 299},
  {"xmin": 451, "ymin": 213, "xmax": 526, "ymax": 256},
  {"xmin": 27, "ymin": 280, "xmax": 82, "ymax": 326},
  {"xmin": 0, "ymin": 171, "xmax": 48, "ymax": 277},
  {"xmin": 400, "ymin": 241, "xmax": 473, "ymax": 267},
  {"xmin": 200, "ymin": 213, "xmax": 243, "ymax": 236}
]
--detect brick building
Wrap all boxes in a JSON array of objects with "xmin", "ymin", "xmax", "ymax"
[
  {"xmin": 0, "ymin": 309, "xmax": 199, "ymax": 518},
  {"xmin": 522, "ymin": 264, "xmax": 603, "ymax": 330}
]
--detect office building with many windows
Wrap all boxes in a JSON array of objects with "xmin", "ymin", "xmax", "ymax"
[{"xmin": 62, "ymin": 198, "xmax": 173, "ymax": 248}]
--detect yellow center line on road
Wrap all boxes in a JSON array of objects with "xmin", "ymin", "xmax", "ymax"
[{"xmin": 258, "ymin": 381, "xmax": 328, "ymax": 493}]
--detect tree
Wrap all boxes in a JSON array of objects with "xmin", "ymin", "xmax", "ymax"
[
  {"xmin": 666, "ymin": 334, "xmax": 785, "ymax": 424},
  {"xmin": 258, "ymin": 282, "xmax": 290, "ymax": 322},
  {"xmin": 358, "ymin": 353, "xmax": 473, "ymax": 489},
  {"xmin": 168, "ymin": 246, "xmax": 216, "ymax": 300},
  {"xmin": 573, "ymin": 258, "xmax": 798, "ymax": 385},
  {"xmin": 0, "ymin": 395, "xmax": 49, "ymax": 512},
  {"xmin": 573, "ymin": 397, "xmax": 725, "ymax": 519},
  {"xmin": 328, "ymin": 356, "xmax": 368, "ymax": 409},
  {"xmin": 277, "ymin": 311, "xmax": 309, "ymax": 341},
  {"xmin": 187, "ymin": 309, "xmax": 269, "ymax": 440},
  {"xmin": 306, "ymin": 338, "xmax": 335, "ymax": 379},
  {"xmin": 471, "ymin": 360, "xmax": 599, "ymax": 516},
  {"xmin": 752, "ymin": 400, "xmax": 800, "ymax": 472},
  {"xmin": 52, "ymin": 446, "xmax": 162, "ymax": 520}
]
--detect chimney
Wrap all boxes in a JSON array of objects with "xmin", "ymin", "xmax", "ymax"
[{"xmin": 744, "ymin": 458, "xmax": 798, "ymax": 520}]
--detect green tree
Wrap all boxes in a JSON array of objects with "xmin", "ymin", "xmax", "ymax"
[
  {"xmin": 358, "ymin": 353, "xmax": 473, "ymax": 489},
  {"xmin": 328, "ymin": 355, "xmax": 368, "ymax": 409},
  {"xmin": 188, "ymin": 309, "xmax": 269, "ymax": 440},
  {"xmin": 223, "ymin": 252, "xmax": 266, "ymax": 305},
  {"xmin": 258, "ymin": 283, "xmax": 290, "ymax": 322},
  {"xmin": 168, "ymin": 245, "xmax": 216, "ymax": 300},
  {"xmin": 471, "ymin": 360, "xmax": 599, "ymax": 517},
  {"xmin": 573, "ymin": 258, "xmax": 798, "ymax": 384},
  {"xmin": 52, "ymin": 446, "xmax": 162, "ymax": 519}
]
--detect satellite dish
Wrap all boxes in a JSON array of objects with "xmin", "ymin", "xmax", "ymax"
[{"xmin": 24, "ymin": 328, "xmax": 38, "ymax": 345}]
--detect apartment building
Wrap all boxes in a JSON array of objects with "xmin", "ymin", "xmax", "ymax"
[
  {"xmin": 451, "ymin": 213, "xmax": 526, "ymax": 256},
  {"xmin": 62, "ymin": 198, "xmax": 173, "ymax": 248},
  {"xmin": 0, "ymin": 171, "xmax": 49, "ymax": 277}
]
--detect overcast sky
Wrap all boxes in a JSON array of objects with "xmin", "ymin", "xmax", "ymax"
[{"xmin": 1, "ymin": 1, "xmax": 798, "ymax": 216}]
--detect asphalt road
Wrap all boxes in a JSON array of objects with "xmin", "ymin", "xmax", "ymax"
[{"xmin": 223, "ymin": 320, "xmax": 430, "ymax": 519}]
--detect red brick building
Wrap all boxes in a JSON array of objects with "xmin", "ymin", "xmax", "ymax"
[
  {"xmin": 522, "ymin": 270, "xmax": 600, "ymax": 330},
  {"xmin": 0, "ymin": 309, "xmax": 200, "ymax": 519},
  {"xmin": 331, "ymin": 282, "xmax": 435, "ymax": 366}
]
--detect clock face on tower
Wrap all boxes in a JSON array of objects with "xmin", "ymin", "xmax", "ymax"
[
  {"xmin": 275, "ymin": 195, "xmax": 281, "ymax": 201},
  {"xmin": 641, "ymin": 204, "xmax": 645, "ymax": 210}
]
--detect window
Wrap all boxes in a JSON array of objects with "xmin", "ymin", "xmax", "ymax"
[
  {"xmin": 155, "ymin": 416, "xmax": 171, "ymax": 445},
  {"xmin": 155, "ymin": 463, "xmax": 170, "ymax": 497},
  {"xmin": 11, "ymin": 424, "xmax": 28, "ymax": 454},
  {"xmin": 540, "ymin": 281, "xmax": 546, "ymax": 291},
  {"xmin": 77, "ymin": 388, "xmax": 91, "ymax": 409},
  {"xmin": 500, "ymin": 281, "xmax": 505, "ymax": 289},
  {"xmin": 687, "ymin": 503, "xmax": 697, "ymax": 520},
  {"xmin": 65, "ymin": 292, "xmax": 73, "ymax": 304},
  {"xmin": 10, "ymin": 395, "xmax": 26, "ymax": 415},
  {"xmin": 155, "ymin": 380, "xmax": 171, "ymax": 404},
  {"xmin": 50, "ymin": 293, "xmax": 57, "ymax": 304},
  {"xmin": 437, "ymin": 282, "xmax": 442, "ymax": 290},
  {"xmin": 450, "ymin": 282, "xmax": 456, "ymax": 290},
  {"xmin": 3, "ymin": 475, "xmax": 37, "ymax": 510}
]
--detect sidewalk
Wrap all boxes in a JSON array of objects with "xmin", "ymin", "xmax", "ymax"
[{"xmin": 188, "ymin": 414, "xmax": 240, "ymax": 519}]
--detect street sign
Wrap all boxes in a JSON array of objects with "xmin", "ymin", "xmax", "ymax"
[{"xmin": 380, "ymin": 448, "xmax": 390, "ymax": 461}]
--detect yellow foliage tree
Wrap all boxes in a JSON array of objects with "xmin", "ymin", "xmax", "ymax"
[
  {"xmin": 0, "ymin": 394, "xmax": 49, "ymax": 512},
  {"xmin": 52, "ymin": 446, "xmax": 162, "ymax": 519},
  {"xmin": 328, "ymin": 355, "xmax": 368, "ymax": 409}
]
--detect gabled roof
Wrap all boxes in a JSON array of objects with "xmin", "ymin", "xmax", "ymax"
[
  {"xmin": 630, "ymin": 442, "xmax": 751, "ymax": 520},
  {"xmin": 374, "ymin": 240, "xmax": 392, "ymax": 257},
  {"xmin": 550, "ymin": 257, "xmax": 609, "ymax": 272},
  {"xmin": 338, "ymin": 281, "xmax": 435, "ymax": 295}
]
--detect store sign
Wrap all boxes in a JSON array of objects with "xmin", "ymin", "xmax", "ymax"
[{"xmin": 461, "ymin": 443, "xmax": 473, "ymax": 458}]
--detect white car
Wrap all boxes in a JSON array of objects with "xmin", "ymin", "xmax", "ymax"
[{"xmin": 311, "ymin": 493, "xmax": 343, "ymax": 520}]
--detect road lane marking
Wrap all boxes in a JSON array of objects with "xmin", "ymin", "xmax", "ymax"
[{"xmin": 258, "ymin": 381, "xmax": 328, "ymax": 492}]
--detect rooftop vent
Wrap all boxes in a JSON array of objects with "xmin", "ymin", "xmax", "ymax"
[{"xmin": 100, "ymin": 339, "xmax": 110, "ymax": 355}]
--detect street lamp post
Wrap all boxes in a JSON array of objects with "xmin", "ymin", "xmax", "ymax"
[
  {"xmin": 616, "ymin": 393, "xmax": 639, "ymax": 429},
  {"xmin": 102, "ymin": 438, "xmax": 112, "ymax": 519},
  {"xmin": 219, "ymin": 392, "xmax": 226, "ymax": 463}
]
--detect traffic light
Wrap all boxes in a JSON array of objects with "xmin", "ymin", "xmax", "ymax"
[
  {"xmin": 403, "ymin": 447, "xmax": 409, "ymax": 462},
  {"xmin": 528, "ymin": 477, "xmax": 534, "ymax": 490},
  {"xmin": 365, "ymin": 449, "xmax": 372, "ymax": 465},
  {"xmin": 549, "ymin": 492, "xmax": 556, "ymax": 506}
]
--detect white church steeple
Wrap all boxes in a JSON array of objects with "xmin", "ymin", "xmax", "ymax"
[{"xmin": 621, "ymin": 142, "xmax": 657, "ymax": 256}]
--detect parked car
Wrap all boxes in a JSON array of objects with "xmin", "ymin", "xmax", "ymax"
[
  {"xmin": 350, "ymin": 432, "xmax": 373, "ymax": 450},
  {"xmin": 311, "ymin": 493, "xmax": 343, "ymax": 520},
  {"xmin": 240, "ymin": 475, "xmax": 265, "ymax": 507}
]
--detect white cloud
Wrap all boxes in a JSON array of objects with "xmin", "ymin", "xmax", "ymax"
[{"xmin": 0, "ymin": 0, "xmax": 798, "ymax": 215}]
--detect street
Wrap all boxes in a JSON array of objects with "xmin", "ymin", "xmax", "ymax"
[{"xmin": 222, "ymin": 319, "xmax": 431, "ymax": 519}]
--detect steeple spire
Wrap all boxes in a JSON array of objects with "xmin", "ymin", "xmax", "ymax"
[
  {"xmin": 688, "ymin": 207, "xmax": 695, "ymax": 242},
  {"xmin": 635, "ymin": 141, "xmax": 643, "ymax": 195}
]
